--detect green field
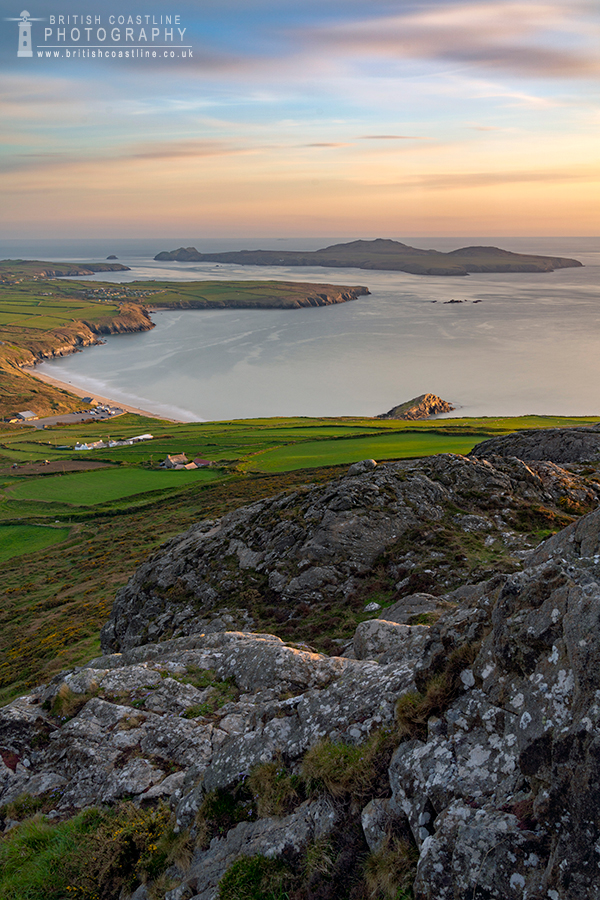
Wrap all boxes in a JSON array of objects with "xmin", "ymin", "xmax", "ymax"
[
  {"xmin": 5, "ymin": 466, "xmax": 222, "ymax": 506},
  {"xmin": 2, "ymin": 414, "xmax": 597, "ymax": 472},
  {"xmin": 0, "ymin": 524, "xmax": 71, "ymax": 562},
  {"xmin": 0, "ymin": 285, "xmax": 120, "ymax": 328},
  {"xmin": 243, "ymin": 430, "xmax": 493, "ymax": 471}
]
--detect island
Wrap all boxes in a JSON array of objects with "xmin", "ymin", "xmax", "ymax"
[{"xmin": 155, "ymin": 238, "xmax": 582, "ymax": 276}]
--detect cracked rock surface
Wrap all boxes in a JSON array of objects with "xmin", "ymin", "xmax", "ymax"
[
  {"xmin": 100, "ymin": 454, "xmax": 598, "ymax": 654},
  {"xmin": 3, "ymin": 454, "xmax": 600, "ymax": 898},
  {"xmin": 470, "ymin": 422, "xmax": 600, "ymax": 463}
]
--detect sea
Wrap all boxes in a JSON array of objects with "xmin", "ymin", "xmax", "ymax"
[{"xmin": 3, "ymin": 236, "xmax": 599, "ymax": 422}]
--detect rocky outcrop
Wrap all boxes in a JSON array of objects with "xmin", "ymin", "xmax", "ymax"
[
  {"xmin": 378, "ymin": 393, "xmax": 455, "ymax": 420},
  {"xmin": 3, "ymin": 502, "xmax": 600, "ymax": 897},
  {"xmin": 3, "ymin": 451, "xmax": 600, "ymax": 899},
  {"xmin": 470, "ymin": 422, "xmax": 600, "ymax": 464},
  {"xmin": 100, "ymin": 453, "xmax": 598, "ymax": 654}
]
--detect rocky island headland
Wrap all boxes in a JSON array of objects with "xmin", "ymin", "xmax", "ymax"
[
  {"xmin": 378, "ymin": 393, "xmax": 455, "ymax": 420},
  {"xmin": 155, "ymin": 238, "xmax": 583, "ymax": 276},
  {"xmin": 3, "ymin": 422, "xmax": 600, "ymax": 899}
]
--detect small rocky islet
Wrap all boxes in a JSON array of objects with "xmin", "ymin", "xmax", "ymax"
[{"xmin": 3, "ymin": 423, "xmax": 600, "ymax": 898}]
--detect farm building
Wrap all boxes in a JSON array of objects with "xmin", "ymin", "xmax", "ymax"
[{"xmin": 161, "ymin": 453, "xmax": 189, "ymax": 469}]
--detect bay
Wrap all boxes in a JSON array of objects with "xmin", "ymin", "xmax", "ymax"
[{"xmin": 27, "ymin": 237, "xmax": 600, "ymax": 421}]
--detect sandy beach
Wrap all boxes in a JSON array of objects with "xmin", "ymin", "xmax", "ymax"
[{"xmin": 29, "ymin": 368, "xmax": 183, "ymax": 423}]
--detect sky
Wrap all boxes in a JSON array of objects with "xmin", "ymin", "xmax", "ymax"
[{"xmin": 0, "ymin": 0, "xmax": 599, "ymax": 239}]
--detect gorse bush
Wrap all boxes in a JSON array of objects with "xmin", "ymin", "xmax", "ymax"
[{"xmin": 0, "ymin": 802, "xmax": 185, "ymax": 900}]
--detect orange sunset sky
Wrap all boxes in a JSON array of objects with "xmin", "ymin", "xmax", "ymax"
[{"xmin": 1, "ymin": 0, "xmax": 599, "ymax": 238}]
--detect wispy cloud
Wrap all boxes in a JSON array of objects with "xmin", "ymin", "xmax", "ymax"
[
  {"xmin": 127, "ymin": 139, "xmax": 250, "ymax": 160},
  {"xmin": 358, "ymin": 134, "xmax": 428, "ymax": 140},
  {"xmin": 302, "ymin": 2, "xmax": 600, "ymax": 79},
  {"xmin": 400, "ymin": 165, "xmax": 600, "ymax": 190},
  {"xmin": 0, "ymin": 137, "xmax": 252, "ymax": 174}
]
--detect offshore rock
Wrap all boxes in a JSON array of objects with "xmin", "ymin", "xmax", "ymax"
[{"xmin": 378, "ymin": 393, "xmax": 454, "ymax": 420}]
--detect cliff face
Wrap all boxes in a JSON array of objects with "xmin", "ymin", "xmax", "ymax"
[
  {"xmin": 3, "ymin": 450, "xmax": 600, "ymax": 899},
  {"xmin": 12, "ymin": 303, "xmax": 154, "ymax": 368},
  {"xmin": 152, "ymin": 283, "xmax": 370, "ymax": 309}
]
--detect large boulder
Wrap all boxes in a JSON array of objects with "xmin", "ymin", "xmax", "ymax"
[
  {"xmin": 100, "ymin": 455, "xmax": 598, "ymax": 653},
  {"xmin": 470, "ymin": 422, "xmax": 600, "ymax": 463}
]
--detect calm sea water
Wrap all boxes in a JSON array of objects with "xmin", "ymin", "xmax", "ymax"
[{"xmin": 9, "ymin": 236, "xmax": 598, "ymax": 421}]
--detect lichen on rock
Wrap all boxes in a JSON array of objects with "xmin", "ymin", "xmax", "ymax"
[{"xmin": 3, "ymin": 450, "xmax": 600, "ymax": 899}]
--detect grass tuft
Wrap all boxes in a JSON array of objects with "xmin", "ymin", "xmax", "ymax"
[
  {"xmin": 246, "ymin": 761, "xmax": 302, "ymax": 818},
  {"xmin": 301, "ymin": 728, "xmax": 397, "ymax": 801},
  {"xmin": 217, "ymin": 854, "xmax": 293, "ymax": 900},
  {"xmin": 362, "ymin": 835, "xmax": 418, "ymax": 900},
  {"xmin": 396, "ymin": 642, "xmax": 479, "ymax": 739},
  {"xmin": 195, "ymin": 786, "xmax": 257, "ymax": 850}
]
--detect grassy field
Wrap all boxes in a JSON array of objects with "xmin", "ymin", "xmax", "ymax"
[
  {"xmin": 0, "ymin": 524, "xmax": 70, "ymax": 562},
  {"xmin": 244, "ymin": 430, "xmax": 497, "ymax": 471},
  {"xmin": 5, "ymin": 466, "xmax": 222, "ymax": 506},
  {"xmin": 123, "ymin": 279, "xmax": 368, "ymax": 309},
  {"xmin": 1, "ymin": 413, "xmax": 596, "ymax": 469}
]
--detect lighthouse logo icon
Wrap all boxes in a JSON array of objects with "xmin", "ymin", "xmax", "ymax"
[
  {"xmin": 6, "ymin": 10, "xmax": 43, "ymax": 57},
  {"xmin": 17, "ymin": 10, "xmax": 33, "ymax": 56}
]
